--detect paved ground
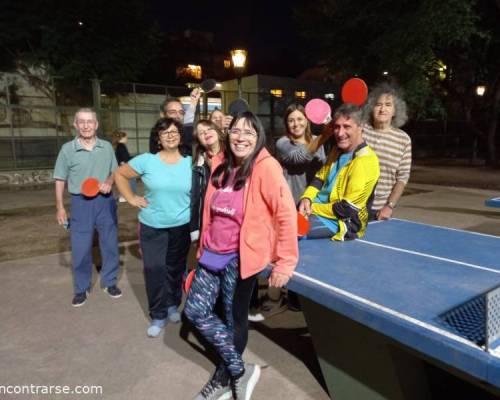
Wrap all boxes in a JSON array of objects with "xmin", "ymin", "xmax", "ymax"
[{"xmin": 0, "ymin": 162, "xmax": 499, "ymax": 399}]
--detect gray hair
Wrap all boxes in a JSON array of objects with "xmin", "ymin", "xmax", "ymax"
[
  {"xmin": 333, "ymin": 103, "xmax": 362, "ymax": 126},
  {"xmin": 362, "ymin": 83, "xmax": 408, "ymax": 128},
  {"xmin": 74, "ymin": 107, "xmax": 97, "ymax": 122}
]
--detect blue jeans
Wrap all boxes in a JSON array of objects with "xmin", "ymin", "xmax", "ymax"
[
  {"xmin": 139, "ymin": 222, "xmax": 191, "ymax": 320},
  {"xmin": 70, "ymin": 194, "xmax": 120, "ymax": 294}
]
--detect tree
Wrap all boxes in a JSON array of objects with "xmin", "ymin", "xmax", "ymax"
[
  {"xmin": 0, "ymin": 0, "xmax": 162, "ymax": 103},
  {"xmin": 295, "ymin": 0, "xmax": 500, "ymax": 165}
]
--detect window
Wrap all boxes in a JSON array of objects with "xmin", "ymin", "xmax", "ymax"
[
  {"xmin": 295, "ymin": 91, "xmax": 306, "ymax": 99},
  {"xmin": 270, "ymin": 89, "xmax": 283, "ymax": 98},
  {"xmin": 176, "ymin": 64, "xmax": 202, "ymax": 80}
]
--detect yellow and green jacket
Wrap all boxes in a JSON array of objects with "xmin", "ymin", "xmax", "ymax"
[{"xmin": 301, "ymin": 142, "xmax": 379, "ymax": 241}]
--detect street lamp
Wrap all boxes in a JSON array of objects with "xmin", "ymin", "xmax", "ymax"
[
  {"xmin": 476, "ymin": 85, "xmax": 486, "ymax": 96},
  {"xmin": 231, "ymin": 49, "xmax": 247, "ymax": 98}
]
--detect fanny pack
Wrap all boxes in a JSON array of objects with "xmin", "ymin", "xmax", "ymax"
[{"xmin": 199, "ymin": 248, "xmax": 238, "ymax": 272}]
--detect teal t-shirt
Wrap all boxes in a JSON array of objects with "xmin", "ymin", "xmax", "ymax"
[
  {"xmin": 313, "ymin": 151, "xmax": 353, "ymax": 233},
  {"xmin": 129, "ymin": 153, "xmax": 192, "ymax": 228}
]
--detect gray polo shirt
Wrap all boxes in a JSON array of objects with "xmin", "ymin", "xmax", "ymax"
[{"xmin": 53, "ymin": 137, "xmax": 118, "ymax": 194}]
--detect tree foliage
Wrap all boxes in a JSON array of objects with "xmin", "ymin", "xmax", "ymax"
[
  {"xmin": 0, "ymin": 0, "xmax": 162, "ymax": 101},
  {"xmin": 295, "ymin": 0, "xmax": 500, "ymax": 164}
]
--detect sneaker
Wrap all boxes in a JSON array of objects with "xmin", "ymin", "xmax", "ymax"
[
  {"xmin": 72, "ymin": 292, "xmax": 88, "ymax": 307},
  {"xmin": 248, "ymin": 311, "xmax": 265, "ymax": 322},
  {"xmin": 248, "ymin": 295, "xmax": 288, "ymax": 322},
  {"xmin": 104, "ymin": 285, "xmax": 122, "ymax": 298},
  {"xmin": 147, "ymin": 318, "xmax": 166, "ymax": 338},
  {"xmin": 167, "ymin": 305, "xmax": 181, "ymax": 323},
  {"xmin": 231, "ymin": 363, "xmax": 261, "ymax": 400},
  {"xmin": 193, "ymin": 375, "xmax": 231, "ymax": 400}
]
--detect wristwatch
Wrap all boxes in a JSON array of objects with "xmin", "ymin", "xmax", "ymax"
[{"xmin": 386, "ymin": 201, "xmax": 396, "ymax": 209}]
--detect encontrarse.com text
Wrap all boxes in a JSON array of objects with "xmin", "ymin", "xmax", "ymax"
[{"xmin": 0, "ymin": 385, "xmax": 103, "ymax": 395}]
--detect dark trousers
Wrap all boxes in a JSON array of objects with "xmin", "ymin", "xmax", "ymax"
[
  {"xmin": 70, "ymin": 194, "xmax": 119, "ymax": 294},
  {"xmin": 140, "ymin": 222, "xmax": 191, "ymax": 320}
]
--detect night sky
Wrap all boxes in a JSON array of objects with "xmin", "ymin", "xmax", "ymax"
[{"xmin": 152, "ymin": 0, "xmax": 310, "ymax": 77}]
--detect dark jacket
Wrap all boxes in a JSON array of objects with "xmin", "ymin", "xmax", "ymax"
[{"xmin": 190, "ymin": 154, "xmax": 210, "ymax": 242}]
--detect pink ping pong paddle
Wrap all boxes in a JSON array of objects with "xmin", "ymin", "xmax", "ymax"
[
  {"xmin": 341, "ymin": 78, "xmax": 368, "ymax": 106},
  {"xmin": 297, "ymin": 213, "xmax": 310, "ymax": 237},
  {"xmin": 305, "ymin": 98, "xmax": 332, "ymax": 125},
  {"xmin": 81, "ymin": 177, "xmax": 100, "ymax": 197},
  {"xmin": 183, "ymin": 269, "xmax": 196, "ymax": 293}
]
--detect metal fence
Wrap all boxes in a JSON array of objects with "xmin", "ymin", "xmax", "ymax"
[
  {"xmin": 0, "ymin": 78, "xmax": 318, "ymax": 170},
  {"xmin": 0, "ymin": 76, "xmax": 493, "ymax": 171}
]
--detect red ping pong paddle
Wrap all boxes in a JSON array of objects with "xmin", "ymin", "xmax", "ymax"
[
  {"xmin": 81, "ymin": 177, "xmax": 100, "ymax": 197},
  {"xmin": 341, "ymin": 78, "xmax": 368, "ymax": 106},
  {"xmin": 305, "ymin": 99, "xmax": 332, "ymax": 125},
  {"xmin": 183, "ymin": 269, "xmax": 196, "ymax": 293},
  {"xmin": 297, "ymin": 213, "xmax": 310, "ymax": 237}
]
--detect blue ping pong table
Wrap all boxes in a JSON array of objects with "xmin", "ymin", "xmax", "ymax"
[
  {"xmin": 287, "ymin": 218, "xmax": 500, "ymax": 400},
  {"xmin": 485, "ymin": 197, "xmax": 500, "ymax": 208}
]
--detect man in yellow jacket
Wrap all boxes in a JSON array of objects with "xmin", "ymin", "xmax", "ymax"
[{"xmin": 299, "ymin": 103, "xmax": 380, "ymax": 241}]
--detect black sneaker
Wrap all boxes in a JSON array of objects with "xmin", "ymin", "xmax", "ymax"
[
  {"xmin": 231, "ymin": 363, "xmax": 261, "ymax": 400},
  {"xmin": 104, "ymin": 285, "xmax": 122, "ymax": 298},
  {"xmin": 72, "ymin": 292, "xmax": 87, "ymax": 307}
]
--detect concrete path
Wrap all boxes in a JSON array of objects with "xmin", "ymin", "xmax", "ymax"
[{"xmin": 1, "ymin": 180, "xmax": 500, "ymax": 399}]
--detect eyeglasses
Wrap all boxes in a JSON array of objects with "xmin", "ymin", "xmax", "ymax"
[
  {"xmin": 229, "ymin": 128, "xmax": 257, "ymax": 139},
  {"xmin": 198, "ymin": 128, "xmax": 216, "ymax": 136},
  {"xmin": 159, "ymin": 130, "xmax": 180, "ymax": 137}
]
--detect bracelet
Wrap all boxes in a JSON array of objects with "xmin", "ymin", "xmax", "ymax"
[{"xmin": 386, "ymin": 201, "xmax": 396, "ymax": 209}]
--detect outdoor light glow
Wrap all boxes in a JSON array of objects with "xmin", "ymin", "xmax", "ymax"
[
  {"xmin": 231, "ymin": 49, "xmax": 247, "ymax": 69},
  {"xmin": 187, "ymin": 64, "xmax": 202, "ymax": 80},
  {"xmin": 476, "ymin": 85, "xmax": 486, "ymax": 96},
  {"xmin": 78, "ymin": 21, "xmax": 83, "ymax": 26},
  {"xmin": 216, "ymin": 83, "xmax": 222, "ymax": 88},
  {"xmin": 324, "ymin": 93, "xmax": 335, "ymax": 100},
  {"xmin": 270, "ymin": 89, "xmax": 283, "ymax": 98},
  {"xmin": 383, "ymin": 71, "xmax": 389, "ymax": 75},
  {"xmin": 295, "ymin": 91, "xmax": 306, "ymax": 99}
]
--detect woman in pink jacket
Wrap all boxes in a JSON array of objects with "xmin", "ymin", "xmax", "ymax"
[{"xmin": 184, "ymin": 111, "xmax": 298, "ymax": 400}]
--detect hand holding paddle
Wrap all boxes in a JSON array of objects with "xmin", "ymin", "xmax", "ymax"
[{"xmin": 298, "ymin": 198, "xmax": 312, "ymax": 217}]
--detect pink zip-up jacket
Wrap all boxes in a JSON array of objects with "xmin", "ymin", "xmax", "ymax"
[{"xmin": 198, "ymin": 148, "xmax": 298, "ymax": 279}]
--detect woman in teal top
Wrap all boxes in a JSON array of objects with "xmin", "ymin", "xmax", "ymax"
[{"xmin": 115, "ymin": 117, "xmax": 192, "ymax": 337}]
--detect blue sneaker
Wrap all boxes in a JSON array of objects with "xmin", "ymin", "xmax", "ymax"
[
  {"xmin": 168, "ymin": 305, "xmax": 181, "ymax": 323},
  {"xmin": 147, "ymin": 319, "xmax": 166, "ymax": 338}
]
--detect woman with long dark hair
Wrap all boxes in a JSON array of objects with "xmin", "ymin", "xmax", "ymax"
[{"xmin": 184, "ymin": 111, "xmax": 298, "ymax": 400}]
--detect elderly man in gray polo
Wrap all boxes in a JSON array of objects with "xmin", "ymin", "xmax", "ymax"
[{"xmin": 54, "ymin": 108, "xmax": 121, "ymax": 307}]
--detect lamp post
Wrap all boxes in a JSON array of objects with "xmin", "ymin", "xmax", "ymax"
[{"xmin": 230, "ymin": 49, "xmax": 247, "ymax": 98}]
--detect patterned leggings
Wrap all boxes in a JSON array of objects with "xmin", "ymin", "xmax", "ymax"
[{"xmin": 184, "ymin": 258, "xmax": 244, "ymax": 378}]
